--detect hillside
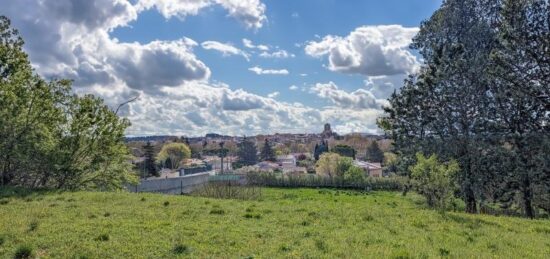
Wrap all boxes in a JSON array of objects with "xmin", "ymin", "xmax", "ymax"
[{"xmin": 0, "ymin": 188, "xmax": 549, "ymax": 258}]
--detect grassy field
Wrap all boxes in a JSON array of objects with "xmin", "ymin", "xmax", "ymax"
[{"xmin": 0, "ymin": 188, "xmax": 549, "ymax": 258}]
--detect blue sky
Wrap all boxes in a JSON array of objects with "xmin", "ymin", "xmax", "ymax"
[{"xmin": 3, "ymin": 0, "xmax": 442, "ymax": 136}]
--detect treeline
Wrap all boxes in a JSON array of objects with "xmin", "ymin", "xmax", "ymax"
[
  {"xmin": 380, "ymin": 0, "xmax": 549, "ymax": 217},
  {"xmin": 0, "ymin": 17, "xmax": 136, "ymax": 190}
]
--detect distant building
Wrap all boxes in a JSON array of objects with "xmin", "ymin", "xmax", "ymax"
[
  {"xmin": 321, "ymin": 123, "xmax": 338, "ymax": 139},
  {"xmin": 353, "ymin": 160, "xmax": 383, "ymax": 177},
  {"xmin": 277, "ymin": 155, "xmax": 296, "ymax": 167}
]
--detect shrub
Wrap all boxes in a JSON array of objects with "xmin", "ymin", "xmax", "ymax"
[
  {"xmin": 0, "ymin": 235, "xmax": 5, "ymax": 246},
  {"xmin": 103, "ymin": 212, "xmax": 111, "ymax": 217},
  {"xmin": 163, "ymin": 201, "xmax": 170, "ymax": 207},
  {"xmin": 410, "ymin": 153, "xmax": 459, "ymax": 210},
  {"xmin": 14, "ymin": 244, "xmax": 35, "ymax": 259}
]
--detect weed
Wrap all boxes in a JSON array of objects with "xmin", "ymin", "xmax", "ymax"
[
  {"xmin": 103, "ymin": 212, "xmax": 111, "ymax": 217},
  {"xmin": 243, "ymin": 213, "xmax": 261, "ymax": 219},
  {"xmin": 14, "ymin": 244, "xmax": 34, "ymax": 259},
  {"xmin": 28, "ymin": 220, "xmax": 38, "ymax": 232},
  {"xmin": 439, "ymin": 248, "xmax": 450, "ymax": 256},
  {"xmin": 210, "ymin": 209, "xmax": 225, "ymax": 215},
  {"xmin": 363, "ymin": 214, "xmax": 374, "ymax": 222},
  {"xmin": 279, "ymin": 244, "xmax": 291, "ymax": 252},
  {"xmin": 95, "ymin": 234, "xmax": 110, "ymax": 242},
  {"xmin": 140, "ymin": 197, "xmax": 146, "ymax": 202},
  {"xmin": 163, "ymin": 201, "xmax": 170, "ymax": 206},
  {"xmin": 173, "ymin": 244, "xmax": 191, "ymax": 255},
  {"xmin": 315, "ymin": 240, "xmax": 328, "ymax": 252}
]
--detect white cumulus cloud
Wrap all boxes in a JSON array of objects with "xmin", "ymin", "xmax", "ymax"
[
  {"xmin": 305, "ymin": 25, "xmax": 420, "ymax": 76},
  {"xmin": 310, "ymin": 82, "xmax": 387, "ymax": 109},
  {"xmin": 136, "ymin": 0, "xmax": 267, "ymax": 29}
]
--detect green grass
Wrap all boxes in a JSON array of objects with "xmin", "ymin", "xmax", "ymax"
[{"xmin": 0, "ymin": 188, "xmax": 549, "ymax": 258}]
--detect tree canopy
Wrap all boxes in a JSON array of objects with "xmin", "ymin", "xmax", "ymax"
[
  {"xmin": 379, "ymin": 0, "xmax": 549, "ymax": 217},
  {"xmin": 0, "ymin": 16, "xmax": 136, "ymax": 190},
  {"xmin": 156, "ymin": 142, "xmax": 191, "ymax": 170}
]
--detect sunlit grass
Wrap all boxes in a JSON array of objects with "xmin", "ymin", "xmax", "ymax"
[{"xmin": 0, "ymin": 188, "xmax": 548, "ymax": 258}]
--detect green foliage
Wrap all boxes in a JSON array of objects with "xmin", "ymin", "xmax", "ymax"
[
  {"xmin": 156, "ymin": 143, "xmax": 191, "ymax": 170},
  {"xmin": 0, "ymin": 16, "xmax": 136, "ymax": 190},
  {"xmin": 315, "ymin": 153, "xmax": 352, "ymax": 177},
  {"xmin": 142, "ymin": 141, "xmax": 158, "ymax": 177},
  {"xmin": 410, "ymin": 153, "xmax": 459, "ymax": 210},
  {"xmin": 344, "ymin": 166, "xmax": 365, "ymax": 185},
  {"xmin": 259, "ymin": 139, "xmax": 276, "ymax": 162},
  {"xmin": 14, "ymin": 244, "xmax": 34, "ymax": 259},
  {"xmin": 366, "ymin": 141, "xmax": 384, "ymax": 163},
  {"xmin": 0, "ymin": 189, "xmax": 549, "ymax": 257},
  {"xmin": 380, "ymin": 0, "xmax": 549, "ymax": 217},
  {"xmin": 247, "ymin": 172, "xmax": 405, "ymax": 191},
  {"xmin": 237, "ymin": 137, "xmax": 258, "ymax": 166},
  {"xmin": 332, "ymin": 144, "xmax": 356, "ymax": 159},
  {"xmin": 313, "ymin": 141, "xmax": 329, "ymax": 161}
]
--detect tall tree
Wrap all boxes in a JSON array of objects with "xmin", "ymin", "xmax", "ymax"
[
  {"xmin": 260, "ymin": 139, "xmax": 276, "ymax": 162},
  {"xmin": 237, "ymin": 137, "xmax": 258, "ymax": 166},
  {"xmin": 380, "ymin": 0, "xmax": 501, "ymax": 213},
  {"xmin": 313, "ymin": 140, "xmax": 329, "ymax": 161},
  {"xmin": 143, "ymin": 141, "xmax": 158, "ymax": 177},
  {"xmin": 365, "ymin": 141, "xmax": 384, "ymax": 163},
  {"xmin": 489, "ymin": 0, "xmax": 550, "ymax": 218}
]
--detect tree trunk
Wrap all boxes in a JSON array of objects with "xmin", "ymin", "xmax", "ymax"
[
  {"xmin": 465, "ymin": 185, "xmax": 478, "ymax": 213},
  {"xmin": 521, "ymin": 167, "xmax": 535, "ymax": 218}
]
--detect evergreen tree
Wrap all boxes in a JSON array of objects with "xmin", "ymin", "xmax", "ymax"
[
  {"xmin": 143, "ymin": 141, "xmax": 158, "ymax": 177},
  {"xmin": 380, "ymin": 0, "xmax": 549, "ymax": 217},
  {"xmin": 366, "ymin": 141, "xmax": 384, "ymax": 163},
  {"xmin": 237, "ymin": 137, "xmax": 258, "ymax": 166},
  {"xmin": 380, "ymin": 0, "xmax": 500, "ymax": 213},
  {"xmin": 489, "ymin": 0, "xmax": 550, "ymax": 218},
  {"xmin": 333, "ymin": 144, "xmax": 356, "ymax": 160},
  {"xmin": 314, "ymin": 140, "xmax": 329, "ymax": 161},
  {"xmin": 260, "ymin": 139, "xmax": 276, "ymax": 162}
]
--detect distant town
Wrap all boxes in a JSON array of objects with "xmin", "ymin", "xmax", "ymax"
[{"xmin": 127, "ymin": 123, "xmax": 391, "ymax": 181}]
